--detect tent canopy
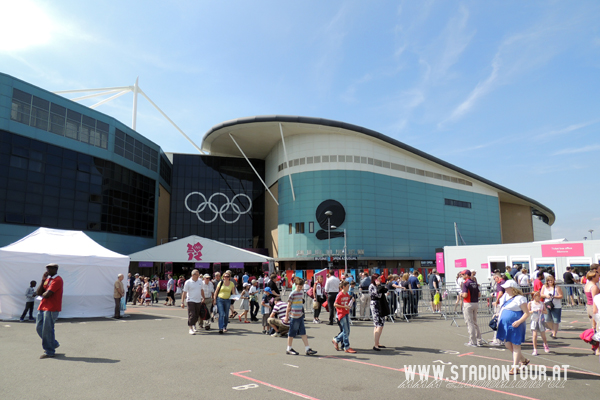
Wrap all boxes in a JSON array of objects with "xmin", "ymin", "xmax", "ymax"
[
  {"xmin": 129, "ymin": 235, "xmax": 273, "ymax": 264},
  {"xmin": 0, "ymin": 228, "xmax": 130, "ymax": 320}
]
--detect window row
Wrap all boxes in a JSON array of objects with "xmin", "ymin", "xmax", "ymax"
[
  {"xmin": 277, "ymin": 155, "xmax": 473, "ymax": 187},
  {"xmin": 0, "ymin": 131, "xmax": 156, "ymax": 238},
  {"xmin": 444, "ymin": 198, "xmax": 472, "ymax": 209},
  {"xmin": 114, "ymin": 128, "xmax": 158, "ymax": 172},
  {"xmin": 288, "ymin": 222, "xmax": 314, "ymax": 234},
  {"xmin": 11, "ymin": 89, "xmax": 109, "ymax": 149}
]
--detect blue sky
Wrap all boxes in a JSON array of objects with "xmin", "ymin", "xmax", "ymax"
[{"xmin": 1, "ymin": 0, "xmax": 599, "ymax": 241}]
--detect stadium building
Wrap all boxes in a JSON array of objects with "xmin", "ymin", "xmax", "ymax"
[{"xmin": 0, "ymin": 73, "xmax": 555, "ymax": 276}]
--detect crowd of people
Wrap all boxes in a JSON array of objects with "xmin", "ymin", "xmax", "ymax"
[
  {"xmin": 149, "ymin": 268, "xmax": 405, "ymax": 355},
  {"xmin": 20, "ymin": 261, "xmax": 600, "ymax": 364}
]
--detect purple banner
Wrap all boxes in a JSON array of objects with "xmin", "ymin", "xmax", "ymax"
[
  {"xmin": 139, "ymin": 262, "xmax": 153, "ymax": 268},
  {"xmin": 229, "ymin": 262, "xmax": 244, "ymax": 270},
  {"xmin": 195, "ymin": 263, "xmax": 210, "ymax": 269}
]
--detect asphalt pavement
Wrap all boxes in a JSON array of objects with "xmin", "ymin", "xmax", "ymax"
[{"xmin": 1, "ymin": 299, "xmax": 599, "ymax": 400}]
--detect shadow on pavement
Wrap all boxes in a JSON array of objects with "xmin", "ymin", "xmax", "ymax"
[{"xmin": 54, "ymin": 354, "xmax": 120, "ymax": 363}]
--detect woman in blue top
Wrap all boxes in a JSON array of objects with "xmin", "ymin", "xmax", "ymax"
[{"xmin": 496, "ymin": 280, "xmax": 531, "ymax": 375}]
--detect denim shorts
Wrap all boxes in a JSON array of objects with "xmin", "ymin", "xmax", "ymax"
[
  {"xmin": 546, "ymin": 307, "xmax": 562, "ymax": 324},
  {"xmin": 288, "ymin": 316, "xmax": 306, "ymax": 337}
]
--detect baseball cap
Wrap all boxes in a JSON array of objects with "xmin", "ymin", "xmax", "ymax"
[
  {"xmin": 264, "ymin": 287, "xmax": 272, "ymax": 293},
  {"xmin": 460, "ymin": 269, "xmax": 471, "ymax": 276},
  {"xmin": 203, "ymin": 274, "xmax": 211, "ymax": 278}
]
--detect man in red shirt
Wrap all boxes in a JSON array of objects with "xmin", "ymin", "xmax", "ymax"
[{"xmin": 36, "ymin": 263, "xmax": 64, "ymax": 359}]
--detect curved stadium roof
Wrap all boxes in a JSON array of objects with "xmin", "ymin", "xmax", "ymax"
[{"xmin": 202, "ymin": 115, "xmax": 555, "ymax": 225}]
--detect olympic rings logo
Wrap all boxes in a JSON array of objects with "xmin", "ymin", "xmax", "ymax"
[{"xmin": 184, "ymin": 192, "xmax": 252, "ymax": 224}]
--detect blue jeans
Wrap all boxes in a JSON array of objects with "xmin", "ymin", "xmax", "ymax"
[
  {"xmin": 334, "ymin": 314, "xmax": 350, "ymax": 349},
  {"xmin": 36, "ymin": 311, "xmax": 60, "ymax": 356},
  {"xmin": 216, "ymin": 297, "xmax": 230, "ymax": 330}
]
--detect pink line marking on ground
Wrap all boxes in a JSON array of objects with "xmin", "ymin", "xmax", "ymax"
[
  {"xmin": 457, "ymin": 352, "xmax": 474, "ymax": 357},
  {"xmin": 231, "ymin": 370, "xmax": 320, "ymax": 400},
  {"xmin": 324, "ymin": 356, "xmax": 541, "ymax": 400}
]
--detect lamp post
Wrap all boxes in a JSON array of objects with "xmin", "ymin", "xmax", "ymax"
[
  {"xmin": 330, "ymin": 225, "xmax": 348, "ymax": 275},
  {"xmin": 325, "ymin": 211, "xmax": 332, "ymax": 254},
  {"xmin": 589, "ymin": 230, "xmax": 594, "ymax": 240}
]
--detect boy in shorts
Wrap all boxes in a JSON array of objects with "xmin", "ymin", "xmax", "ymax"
[{"xmin": 284, "ymin": 278, "xmax": 317, "ymax": 356}]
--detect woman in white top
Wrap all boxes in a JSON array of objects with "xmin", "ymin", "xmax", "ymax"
[
  {"xmin": 592, "ymin": 293, "xmax": 600, "ymax": 356},
  {"xmin": 496, "ymin": 280, "xmax": 530, "ymax": 375},
  {"xmin": 312, "ymin": 275, "xmax": 325, "ymax": 323},
  {"xmin": 540, "ymin": 275, "xmax": 563, "ymax": 338},
  {"xmin": 454, "ymin": 272, "xmax": 464, "ymax": 313}
]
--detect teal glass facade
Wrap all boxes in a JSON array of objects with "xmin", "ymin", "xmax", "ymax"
[
  {"xmin": 278, "ymin": 170, "xmax": 502, "ymax": 260},
  {"xmin": 0, "ymin": 73, "xmax": 171, "ymax": 254}
]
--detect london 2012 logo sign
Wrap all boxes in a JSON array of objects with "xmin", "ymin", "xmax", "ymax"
[
  {"xmin": 185, "ymin": 192, "xmax": 252, "ymax": 224},
  {"xmin": 187, "ymin": 242, "xmax": 203, "ymax": 261}
]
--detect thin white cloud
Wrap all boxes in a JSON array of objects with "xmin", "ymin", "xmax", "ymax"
[
  {"xmin": 310, "ymin": 5, "xmax": 349, "ymax": 96},
  {"xmin": 340, "ymin": 73, "xmax": 373, "ymax": 103},
  {"xmin": 536, "ymin": 120, "xmax": 598, "ymax": 139},
  {"xmin": 431, "ymin": 4, "xmax": 475, "ymax": 82},
  {"xmin": 440, "ymin": 9, "xmax": 586, "ymax": 126},
  {"xmin": 552, "ymin": 144, "xmax": 600, "ymax": 156},
  {"xmin": 444, "ymin": 56, "xmax": 500, "ymax": 123}
]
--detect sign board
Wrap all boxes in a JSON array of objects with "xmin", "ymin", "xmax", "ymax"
[
  {"xmin": 436, "ymin": 252, "xmax": 445, "ymax": 273},
  {"xmin": 454, "ymin": 258, "xmax": 467, "ymax": 270},
  {"xmin": 541, "ymin": 243, "xmax": 584, "ymax": 257}
]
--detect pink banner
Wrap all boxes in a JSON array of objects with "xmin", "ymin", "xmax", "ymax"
[
  {"xmin": 454, "ymin": 258, "xmax": 467, "ymax": 270},
  {"xmin": 436, "ymin": 252, "xmax": 445, "ymax": 274},
  {"xmin": 541, "ymin": 243, "xmax": 584, "ymax": 257},
  {"xmin": 481, "ymin": 263, "xmax": 489, "ymax": 269}
]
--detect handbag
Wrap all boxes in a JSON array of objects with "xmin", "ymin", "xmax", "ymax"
[
  {"xmin": 545, "ymin": 289, "xmax": 555, "ymax": 311},
  {"xmin": 489, "ymin": 296, "xmax": 516, "ymax": 331},
  {"xmin": 433, "ymin": 292, "xmax": 441, "ymax": 305},
  {"xmin": 489, "ymin": 315, "xmax": 499, "ymax": 331},
  {"xmin": 312, "ymin": 300, "xmax": 319, "ymax": 309},
  {"xmin": 379, "ymin": 294, "xmax": 390, "ymax": 317},
  {"xmin": 199, "ymin": 302, "xmax": 210, "ymax": 320}
]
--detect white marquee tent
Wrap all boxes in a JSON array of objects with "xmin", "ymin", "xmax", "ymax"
[
  {"xmin": 129, "ymin": 235, "xmax": 274, "ymax": 264},
  {"xmin": 0, "ymin": 228, "xmax": 130, "ymax": 320}
]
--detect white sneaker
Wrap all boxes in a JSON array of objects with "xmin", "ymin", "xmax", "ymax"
[
  {"xmin": 189, "ymin": 328, "xmax": 195, "ymax": 335},
  {"xmin": 532, "ymin": 350, "xmax": 538, "ymax": 356},
  {"xmin": 489, "ymin": 341, "xmax": 502, "ymax": 346}
]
